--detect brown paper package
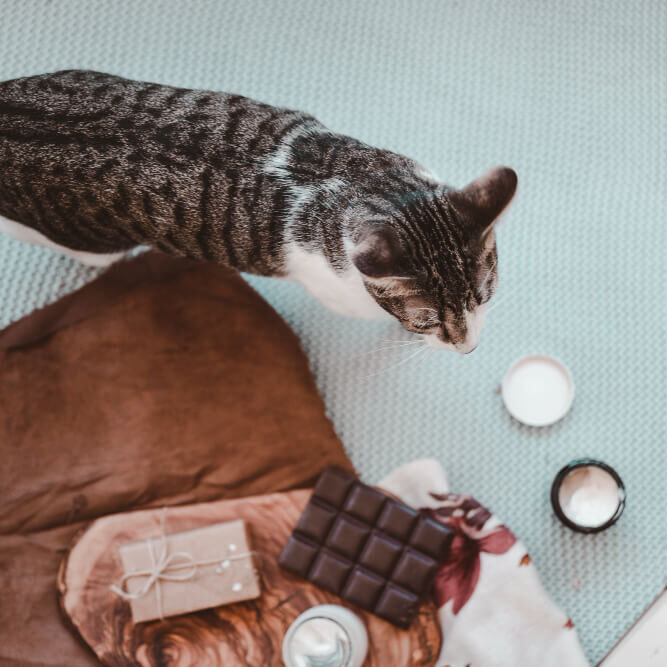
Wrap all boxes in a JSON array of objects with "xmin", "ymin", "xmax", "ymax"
[
  {"xmin": 118, "ymin": 519, "xmax": 261, "ymax": 623},
  {"xmin": 0, "ymin": 252, "xmax": 353, "ymax": 666}
]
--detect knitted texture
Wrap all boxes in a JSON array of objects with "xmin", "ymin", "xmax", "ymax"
[{"xmin": 1, "ymin": 1, "xmax": 665, "ymax": 662}]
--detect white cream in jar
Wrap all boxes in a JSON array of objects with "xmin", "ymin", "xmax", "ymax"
[
  {"xmin": 282, "ymin": 605, "xmax": 368, "ymax": 667},
  {"xmin": 552, "ymin": 460, "xmax": 625, "ymax": 533}
]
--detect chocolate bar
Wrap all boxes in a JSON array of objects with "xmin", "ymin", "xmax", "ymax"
[{"xmin": 278, "ymin": 467, "xmax": 453, "ymax": 628}]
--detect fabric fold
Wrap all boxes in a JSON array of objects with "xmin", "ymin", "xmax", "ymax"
[{"xmin": 380, "ymin": 459, "xmax": 590, "ymax": 667}]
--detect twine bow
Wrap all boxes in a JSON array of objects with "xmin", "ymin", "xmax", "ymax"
[{"xmin": 110, "ymin": 509, "xmax": 255, "ymax": 620}]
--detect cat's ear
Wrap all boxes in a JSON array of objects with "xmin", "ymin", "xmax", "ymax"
[
  {"xmin": 352, "ymin": 225, "xmax": 410, "ymax": 279},
  {"xmin": 449, "ymin": 166, "xmax": 517, "ymax": 237}
]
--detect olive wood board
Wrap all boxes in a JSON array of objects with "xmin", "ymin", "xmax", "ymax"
[{"xmin": 58, "ymin": 489, "xmax": 441, "ymax": 666}]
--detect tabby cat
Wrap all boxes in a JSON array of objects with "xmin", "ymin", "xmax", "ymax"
[{"xmin": 0, "ymin": 70, "xmax": 516, "ymax": 353}]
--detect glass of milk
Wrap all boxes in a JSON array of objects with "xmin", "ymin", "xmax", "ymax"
[{"xmin": 282, "ymin": 605, "xmax": 369, "ymax": 667}]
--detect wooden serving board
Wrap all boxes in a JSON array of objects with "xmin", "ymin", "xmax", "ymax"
[{"xmin": 58, "ymin": 490, "xmax": 441, "ymax": 666}]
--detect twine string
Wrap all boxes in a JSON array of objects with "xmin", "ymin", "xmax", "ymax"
[{"xmin": 109, "ymin": 509, "xmax": 256, "ymax": 620}]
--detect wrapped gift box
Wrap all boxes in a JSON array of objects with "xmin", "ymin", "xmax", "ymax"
[{"xmin": 114, "ymin": 518, "xmax": 261, "ymax": 623}]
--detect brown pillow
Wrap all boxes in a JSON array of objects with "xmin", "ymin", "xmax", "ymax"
[{"xmin": 0, "ymin": 252, "xmax": 352, "ymax": 666}]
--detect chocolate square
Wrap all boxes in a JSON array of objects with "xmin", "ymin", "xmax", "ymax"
[
  {"xmin": 375, "ymin": 583, "xmax": 420, "ymax": 629},
  {"xmin": 308, "ymin": 549, "xmax": 352, "ymax": 594},
  {"xmin": 325, "ymin": 515, "xmax": 370, "ymax": 560},
  {"xmin": 294, "ymin": 501, "xmax": 337, "ymax": 542},
  {"xmin": 343, "ymin": 483, "xmax": 387, "ymax": 523},
  {"xmin": 313, "ymin": 467, "xmax": 355, "ymax": 507},
  {"xmin": 277, "ymin": 536, "xmax": 319, "ymax": 577},
  {"xmin": 377, "ymin": 501, "xmax": 418, "ymax": 540},
  {"xmin": 342, "ymin": 567, "xmax": 386, "ymax": 609},
  {"xmin": 409, "ymin": 516, "xmax": 455, "ymax": 560},
  {"xmin": 391, "ymin": 548, "xmax": 439, "ymax": 595},
  {"xmin": 359, "ymin": 531, "xmax": 403, "ymax": 575}
]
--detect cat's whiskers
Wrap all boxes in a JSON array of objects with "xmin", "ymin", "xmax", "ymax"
[
  {"xmin": 352, "ymin": 338, "xmax": 421, "ymax": 360},
  {"xmin": 479, "ymin": 257, "xmax": 498, "ymax": 293},
  {"xmin": 369, "ymin": 340, "xmax": 423, "ymax": 353},
  {"xmin": 380, "ymin": 342, "xmax": 418, "ymax": 346},
  {"xmin": 379, "ymin": 337, "xmax": 422, "ymax": 344},
  {"xmin": 363, "ymin": 340, "xmax": 429, "ymax": 377},
  {"xmin": 373, "ymin": 342, "xmax": 423, "ymax": 352}
]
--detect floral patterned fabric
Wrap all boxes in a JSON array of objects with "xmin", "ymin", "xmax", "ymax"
[
  {"xmin": 380, "ymin": 460, "xmax": 590, "ymax": 667},
  {"xmin": 427, "ymin": 494, "xmax": 518, "ymax": 615}
]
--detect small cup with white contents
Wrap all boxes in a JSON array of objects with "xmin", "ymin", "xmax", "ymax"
[
  {"xmin": 282, "ymin": 605, "xmax": 368, "ymax": 667},
  {"xmin": 551, "ymin": 459, "xmax": 626, "ymax": 533}
]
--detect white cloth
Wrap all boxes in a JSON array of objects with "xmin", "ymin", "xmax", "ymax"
[{"xmin": 380, "ymin": 459, "xmax": 590, "ymax": 667}]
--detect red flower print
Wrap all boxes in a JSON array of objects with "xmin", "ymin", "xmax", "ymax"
[{"xmin": 426, "ymin": 493, "xmax": 517, "ymax": 614}]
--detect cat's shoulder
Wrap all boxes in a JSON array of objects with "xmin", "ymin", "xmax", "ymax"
[{"xmin": 283, "ymin": 243, "xmax": 388, "ymax": 319}]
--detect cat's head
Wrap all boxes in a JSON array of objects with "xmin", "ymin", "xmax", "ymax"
[{"xmin": 352, "ymin": 166, "xmax": 517, "ymax": 354}]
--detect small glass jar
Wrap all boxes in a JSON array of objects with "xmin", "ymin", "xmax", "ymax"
[
  {"xmin": 551, "ymin": 459, "xmax": 625, "ymax": 533},
  {"xmin": 282, "ymin": 605, "xmax": 368, "ymax": 667}
]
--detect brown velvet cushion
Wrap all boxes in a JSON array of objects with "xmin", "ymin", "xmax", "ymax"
[{"xmin": 0, "ymin": 253, "xmax": 352, "ymax": 666}]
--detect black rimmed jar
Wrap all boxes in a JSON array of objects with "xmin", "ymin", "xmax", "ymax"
[{"xmin": 551, "ymin": 459, "xmax": 625, "ymax": 534}]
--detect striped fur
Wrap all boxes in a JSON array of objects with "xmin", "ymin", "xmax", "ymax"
[{"xmin": 0, "ymin": 70, "xmax": 516, "ymax": 352}]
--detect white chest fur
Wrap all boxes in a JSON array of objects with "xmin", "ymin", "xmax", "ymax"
[{"xmin": 284, "ymin": 244, "xmax": 389, "ymax": 319}]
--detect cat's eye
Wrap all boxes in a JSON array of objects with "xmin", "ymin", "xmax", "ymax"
[
  {"xmin": 403, "ymin": 305, "xmax": 440, "ymax": 332},
  {"xmin": 408, "ymin": 318, "xmax": 440, "ymax": 332}
]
